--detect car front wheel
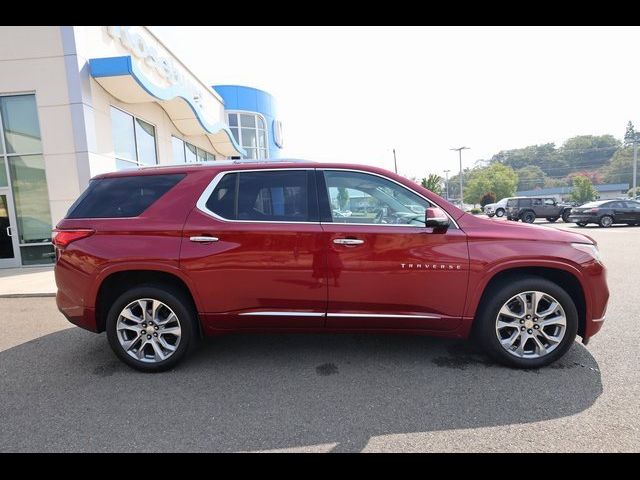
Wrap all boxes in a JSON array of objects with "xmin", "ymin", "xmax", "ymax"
[
  {"xmin": 106, "ymin": 285, "xmax": 197, "ymax": 372},
  {"xmin": 475, "ymin": 276, "xmax": 578, "ymax": 368}
]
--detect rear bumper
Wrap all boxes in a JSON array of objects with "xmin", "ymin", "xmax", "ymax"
[
  {"xmin": 56, "ymin": 288, "xmax": 98, "ymax": 332},
  {"xmin": 54, "ymin": 260, "xmax": 99, "ymax": 333},
  {"xmin": 568, "ymin": 215, "xmax": 599, "ymax": 224}
]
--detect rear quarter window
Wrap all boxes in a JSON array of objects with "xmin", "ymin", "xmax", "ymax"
[{"xmin": 66, "ymin": 173, "xmax": 186, "ymax": 218}]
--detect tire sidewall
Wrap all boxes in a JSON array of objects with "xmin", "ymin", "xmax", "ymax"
[
  {"xmin": 106, "ymin": 285, "xmax": 195, "ymax": 372},
  {"xmin": 496, "ymin": 209, "xmax": 504, "ymax": 217},
  {"xmin": 599, "ymin": 215, "xmax": 613, "ymax": 228},
  {"xmin": 522, "ymin": 211, "xmax": 535, "ymax": 223},
  {"xmin": 476, "ymin": 277, "xmax": 578, "ymax": 368}
]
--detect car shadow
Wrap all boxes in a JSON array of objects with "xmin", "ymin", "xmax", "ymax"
[{"xmin": 0, "ymin": 329, "xmax": 602, "ymax": 452}]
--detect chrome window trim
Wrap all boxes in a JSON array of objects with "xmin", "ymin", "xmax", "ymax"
[
  {"xmin": 195, "ymin": 168, "xmax": 320, "ymax": 225},
  {"xmin": 319, "ymin": 168, "xmax": 460, "ymax": 229},
  {"xmin": 195, "ymin": 167, "xmax": 459, "ymax": 229}
]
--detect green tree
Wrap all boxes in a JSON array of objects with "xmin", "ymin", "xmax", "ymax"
[
  {"xmin": 515, "ymin": 165, "xmax": 547, "ymax": 191},
  {"xmin": 628, "ymin": 186, "xmax": 640, "ymax": 198},
  {"xmin": 492, "ymin": 143, "xmax": 567, "ymax": 176},
  {"xmin": 599, "ymin": 147, "xmax": 634, "ymax": 185},
  {"xmin": 570, "ymin": 175, "xmax": 598, "ymax": 204},
  {"xmin": 464, "ymin": 163, "xmax": 518, "ymax": 205},
  {"xmin": 421, "ymin": 173, "xmax": 443, "ymax": 195},
  {"xmin": 337, "ymin": 187, "xmax": 349, "ymax": 210},
  {"xmin": 624, "ymin": 121, "xmax": 637, "ymax": 144},
  {"xmin": 559, "ymin": 135, "xmax": 620, "ymax": 172},
  {"xmin": 480, "ymin": 192, "xmax": 496, "ymax": 207}
]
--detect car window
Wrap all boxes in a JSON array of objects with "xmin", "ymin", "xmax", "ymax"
[
  {"xmin": 520, "ymin": 199, "xmax": 532, "ymax": 207},
  {"xmin": 205, "ymin": 170, "xmax": 317, "ymax": 222},
  {"xmin": 624, "ymin": 201, "xmax": 640, "ymax": 209},
  {"xmin": 507, "ymin": 199, "xmax": 517, "ymax": 208},
  {"xmin": 608, "ymin": 202, "xmax": 624, "ymax": 209},
  {"xmin": 67, "ymin": 173, "xmax": 186, "ymax": 218},
  {"xmin": 544, "ymin": 198, "xmax": 555, "ymax": 206},
  {"xmin": 532, "ymin": 198, "xmax": 542, "ymax": 206},
  {"xmin": 322, "ymin": 170, "xmax": 431, "ymax": 225}
]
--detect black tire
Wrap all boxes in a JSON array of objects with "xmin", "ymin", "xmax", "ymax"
[
  {"xmin": 475, "ymin": 276, "xmax": 578, "ymax": 369},
  {"xmin": 599, "ymin": 215, "xmax": 613, "ymax": 228},
  {"xmin": 521, "ymin": 211, "xmax": 536, "ymax": 224},
  {"xmin": 546, "ymin": 217, "xmax": 559, "ymax": 223},
  {"xmin": 487, "ymin": 213, "xmax": 495, "ymax": 218},
  {"xmin": 577, "ymin": 222, "xmax": 588, "ymax": 227},
  {"xmin": 106, "ymin": 284, "xmax": 197, "ymax": 372},
  {"xmin": 495, "ymin": 208, "xmax": 505, "ymax": 218},
  {"xmin": 562, "ymin": 210, "xmax": 571, "ymax": 223}
]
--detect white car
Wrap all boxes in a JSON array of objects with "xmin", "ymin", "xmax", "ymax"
[{"xmin": 483, "ymin": 197, "xmax": 511, "ymax": 218}]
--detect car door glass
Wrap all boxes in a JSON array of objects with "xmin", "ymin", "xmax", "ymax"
[
  {"xmin": 206, "ymin": 170, "xmax": 317, "ymax": 222},
  {"xmin": 533, "ymin": 198, "xmax": 542, "ymax": 206},
  {"xmin": 544, "ymin": 199, "xmax": 555, "ymax": 206},
  {"xmin": 322, "ymin": 170, "xmax": 431, "ymax": 226}
]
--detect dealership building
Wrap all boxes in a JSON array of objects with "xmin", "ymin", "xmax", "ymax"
[{"xmin": 0, "ymin": 26, "xmax": 283, "ymax": 268}]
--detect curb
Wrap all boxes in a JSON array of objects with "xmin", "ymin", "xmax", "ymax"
[{"xmin": 0, "ymin": 293, "xmax": 56, "ymax": 299}]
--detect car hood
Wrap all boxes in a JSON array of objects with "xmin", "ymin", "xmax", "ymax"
[{"xmin": 457, "ymin": 213, "xmax": 596, "ymax": 245}]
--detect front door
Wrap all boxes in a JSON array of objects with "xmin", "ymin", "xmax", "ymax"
[
  {"xmin": 0, "ymin": 191, "xmax": 20, "ymax": 268},
  {"xmin": 319, "ymin": 169, "xmax": 469, "ymax": 331},
  {"xmin": 180, "ymin": 169, "xmax": 326, "ymax": 329}
]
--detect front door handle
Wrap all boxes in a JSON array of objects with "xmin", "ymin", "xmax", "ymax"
[
  {"xmin": 6, "ymin": 226, "xmax": 12, "ymax": 237},
  {"xmin": 333, "ymin": 238, "xmax": 364, "ymax": 246},
  {"xmin": 189, "ymin": 236, "xmax": 219, "ymax": 243}
]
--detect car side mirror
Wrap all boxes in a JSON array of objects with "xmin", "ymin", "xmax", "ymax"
[{"xmin": 425, "ymin": 207, "xmax": 450, "ymax": 231}]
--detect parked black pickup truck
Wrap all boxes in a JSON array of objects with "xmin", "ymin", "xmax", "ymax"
[{"xmin": 506, "ymin": 197, "xmax": 574, "ymax": 223}]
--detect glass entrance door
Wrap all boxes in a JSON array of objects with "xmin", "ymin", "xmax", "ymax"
[{"xmin": 0, "ymin": 191, "xmax": 20, "ymax": 268}]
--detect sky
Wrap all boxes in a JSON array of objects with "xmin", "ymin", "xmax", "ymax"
[{"xmin": 150, "ymin": 26, "xmax": 640, "ymax": 180}]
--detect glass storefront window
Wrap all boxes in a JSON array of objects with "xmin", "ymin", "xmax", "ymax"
[
  {"xmin": 135, "ymin": 118, "xmax": 157, "ymax": 166},
  {"xmin": 8, "ymin": 155, "xmax": 52, "ymax": 244},
  {"xmin": 111, "ymin": 106, "xmax": 157, "ymax": 169},
  {"xmin": 0, "ymin": 94, "xmax": 53, "ymax": 266},
  {"xmin": 172, "ymin": 136, "xmax": 186, "ymax": 163},
  {"xmin": 0, "ymin": 157, "xmax": 7, "ymax": 187},
  {"xmin": 226, "ymin": 112, "xmax": 268, "ymax": 160},
  {"xmin": 0, "ymin": 95, "xmax": 42, "ymax": 154},
  {"xmin": 171, "ymin": 136, "xmax": 215, "ymax": 164}
]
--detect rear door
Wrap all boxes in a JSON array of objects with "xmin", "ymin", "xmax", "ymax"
[
  {"xmin": 180, "ymin": 168, "xmax": 327, "ymax": 328},
  {"xmin": 627, "ymin": 201, "xmax": 640, "ymax": 222},
  {"xmin": 318, "ymin": 169, "xmax": 469, "ymax": 331}
]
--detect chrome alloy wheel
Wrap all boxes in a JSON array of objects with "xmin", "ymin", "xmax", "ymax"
[
  {"xmin": 116, "ymin": 298, "xmax": 182, "ymax": 363},
  {"xmin": 495, "ymin": 291, "xmax": 567, "ymax": 359}
]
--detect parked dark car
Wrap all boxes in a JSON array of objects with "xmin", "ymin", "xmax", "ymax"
[
  {"xmin": 506, "ymin": 197, "xmax": 573, "ymax": 223},
  {"xmin": 568, "ymin": 199, "xmax": 640, "ymax": 227}
]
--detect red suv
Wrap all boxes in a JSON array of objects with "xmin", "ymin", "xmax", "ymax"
[{"xmin": 53, "ymin": 161, "xmax": 609, "ymax": 372}]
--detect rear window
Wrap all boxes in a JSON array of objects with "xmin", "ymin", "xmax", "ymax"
[{"xmin": 66, "ymin": 173, "xmax": 186, "ymax": 218}]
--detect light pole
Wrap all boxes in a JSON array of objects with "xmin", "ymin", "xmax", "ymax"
[
  {"xmin": 633, "ymin": 139, "xmax": 638, "ymax": 198},
  {"xmin": 443, "ymin": 170, "xmax": 450, "ymax": 200},
  {"xmin": 393, "ymin": 148, "xmax": 398, "ymax": 174},
  {"xmin": 450, "ymin": 147, "xmax": 469, "ymax": 206}
]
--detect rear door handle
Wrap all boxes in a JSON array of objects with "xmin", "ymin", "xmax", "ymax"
[
  {"xmin": 333, "ymin": 238, "xmax": 364, "ymax": 246},
  {"xmin": 189, "ymin": 236, "xmax": 219, "ymax": 243},
  {"xmin": 5, "ymin": 226, "xmax": 11, "ymax": 237}
]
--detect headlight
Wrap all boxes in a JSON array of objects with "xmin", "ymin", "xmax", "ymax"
[{"xmin": 571, "ymin": 243, "xmax": 602, "ymax": 263}]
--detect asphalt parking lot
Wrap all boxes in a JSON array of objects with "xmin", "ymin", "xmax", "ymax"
[{"xmin": 0, "ymin": 219, "xmax": 638, "ymax": 452}]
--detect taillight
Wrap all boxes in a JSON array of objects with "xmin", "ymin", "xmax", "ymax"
[
  {"xmin": 584, "ymin": 208, "xmax": 599, "ymax": 214},
  {"xmin": 52, "ymin": 229, "xmax": 95, "ymax": 248}
]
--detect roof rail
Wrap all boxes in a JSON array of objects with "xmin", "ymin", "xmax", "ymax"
[{"xmin": 136, "ymin": 158, "xmax": 315, "ymax": 170}]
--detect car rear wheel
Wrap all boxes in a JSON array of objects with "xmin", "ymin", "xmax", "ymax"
[
  {"xmin": 562, "ymin": 211, "xmax": 571, "ymax": 223},
  {"xmin": 475, "ymin": 277, "xmax": 578, "ymax": 368},
  {"xmin": 521, "ymin": 211, "xmax": 536, "ymax": 223},
  {"xmin": 599, "ymin": 215, "xmax": 613, "ymax": 228},
  {"xmin": 546, "ymin": 217, "xmax": 559, "ymax": 222},
  {"xmin": 576, "ymin": 222, "xmax": 588, "ymax": 227},
  {"xmin": 487, "ymin": 213, "xmax": 495, "ymax": 218},
  {"xmin": 495, "ymin": 208, "xmax": 505, "ymax": 217},
  {"xmin": 106, "ymin": 285, "xmax": 197, "ymax": 372}
]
